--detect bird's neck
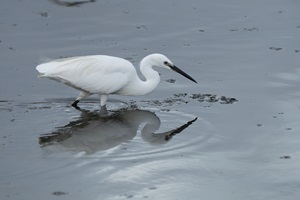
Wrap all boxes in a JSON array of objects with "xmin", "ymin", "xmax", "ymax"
[
  {"xmin": 126, "ymin": 57, "xmax": 159, "ymax": 96},
  {"xmin": 136, "ymin": 60, "xmax": 160, "ymax": 95},
  {"xmin": 117, "ymin": 56, "xmax": 160, "ymax": 96}
]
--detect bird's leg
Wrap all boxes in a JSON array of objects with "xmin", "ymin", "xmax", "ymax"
[
  {"xmin": 72, "ymin": 91, "xmax": 92, "ymax": 109},
  {"xmin": 100, "ymin": 95, "xmax": 108, "ymax": 107},
  {"xmin": 71, "ymin": 100, "xmax": 81, "ymax": 110},
  {"xmin": 99, "ymin": 105, "xmax": 108, "ymax": 116},
  {"xmin": 98, "ymin": 95, "xmax": 108, "ymax": 115}
]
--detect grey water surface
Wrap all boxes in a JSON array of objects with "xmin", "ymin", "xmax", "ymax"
[{"xmin": 1, "ymin": 0, "xmax": 300, "ymax": 199}]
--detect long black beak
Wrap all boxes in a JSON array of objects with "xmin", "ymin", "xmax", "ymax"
[{"xmin": 170, "ymin": 65, "xmax": 197, "ymax": 83}]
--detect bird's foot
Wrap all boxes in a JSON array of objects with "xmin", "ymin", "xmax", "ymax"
[
  {"xmin": 71, "ymin": 100, "xmax": 81, "ymax": 110},
  {"xmin": 99, "ymin": 105, "xmax": 108, "ymax": 116}
]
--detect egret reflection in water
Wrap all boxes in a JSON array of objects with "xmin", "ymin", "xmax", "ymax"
[{"xmin": 39, "ymin": 109, "xmax": 197, "ymax": 154}]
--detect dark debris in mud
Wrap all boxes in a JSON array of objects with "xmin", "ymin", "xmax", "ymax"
[
  {"xmin": 48, "ymin": 0, "xmax": 96, "ymax": 7},
  {"xmin": 269, "ymin": 47, "xmax": 283, "ymax": 51},
  {"xmin": 0, "ymin": 101, "xmax": 14, "ymax": 112},
  {"xmin": 52, "ymin": 191, "xmax": 69, "ymax": 196},
  {"xmin": 142, "ymin": 93, "xmax": 238, "ymax": 107},
  {"xmin": 37, "ymin": 12, "xmax": 50, "ymax": 17},
  {"xmin": 244, "ymin": 27, "xmax": 259, "ymax": 31},
  {"xmin": 165, "ymin": 79, "xmax": 176, "ymax": 83},
  {"xmin": 280, "ymin": 155, "xmax": 291, "ymax": 159},
  {"xmin": 189, "ymin": 93, "xmax": 238, "ymax": 104}
]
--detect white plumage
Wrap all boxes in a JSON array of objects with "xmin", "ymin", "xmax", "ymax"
[{"xmin": 36, "ymin": 53, "xmax": 197, "ymax": 109}]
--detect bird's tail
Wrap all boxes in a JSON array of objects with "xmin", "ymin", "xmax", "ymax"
[{"xmin": 37, "ymin": 73, "xmax": 46, "ymax": 78}]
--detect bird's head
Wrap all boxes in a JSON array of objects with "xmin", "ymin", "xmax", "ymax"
[{"xmin": 150, "ymin": 53, "xmax": 197, "ymax": 84}]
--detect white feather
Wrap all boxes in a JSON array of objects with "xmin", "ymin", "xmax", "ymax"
[{"xmin": 37, "ymin": 55, "xmax": 136, "ymax": 94}]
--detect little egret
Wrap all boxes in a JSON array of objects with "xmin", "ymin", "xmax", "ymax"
[{"xmin": 36, "ymin": 53, "xmax": 197, "ymax": 109}]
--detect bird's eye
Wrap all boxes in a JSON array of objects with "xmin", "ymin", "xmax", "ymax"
[{"xmin": 163, "ymin": 61, "xmax": 169, "ymax": 65}]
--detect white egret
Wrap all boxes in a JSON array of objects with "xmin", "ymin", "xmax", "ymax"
[{"xmin": 36, "ymin": 53, "xmax": 197, "ymax": 109}]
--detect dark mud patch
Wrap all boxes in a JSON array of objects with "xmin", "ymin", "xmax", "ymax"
[
  {"xmin": 52, "ymin": 191, "xmax": 69, "ymax": 196},
  {"xmin": 0, "ymin": 101, "xmax": 14, "ymax": 112},
  {"xmin": 48, "ymin": 0, "xmax": 96, "ymax": 7},
  {"xmin": 280, "ymin": 155, "xmax": 291, "ymax": 159},
  {"xmin": 229, "ymin": 27, "xmax": 259, "ymax": 32},
  {"xmin": 269, "ymin": 47, "xmax": 283, "ymax": 51},
  {"xmin": 165, "ymin": 79, "xmax": 176, "ymax": 83},
  {"xmin": 244, "ymin": 27, "xmax": 259, "ymax": 31},
  {"xmin": 189, "ymin": 93, "xmax": 238, "ymax": 104},
  {"xmin": 142, "ymin": 93, "xmax": 238, "ymax": 107}
]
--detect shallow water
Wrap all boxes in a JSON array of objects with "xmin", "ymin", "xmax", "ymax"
[{"xmin": 1, "ymin": 0, "xmax": 300, "ymax": 199}]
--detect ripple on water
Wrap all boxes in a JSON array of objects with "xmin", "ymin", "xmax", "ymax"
[
  {"xmin": 98, "ymin": 109, "xmax": 213, "ymax": 161},
  {"xmin": 1, "ymin": 99, "xmax": 213, "ymax": 163},
  {"xmin": 25, "ymin": 99, "xmax": 214, "ymax": 161}
]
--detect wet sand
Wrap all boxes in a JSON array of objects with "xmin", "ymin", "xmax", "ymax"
[{"xmin": 1, "ymin": 0, "xmax": 300, "ymax": 199}]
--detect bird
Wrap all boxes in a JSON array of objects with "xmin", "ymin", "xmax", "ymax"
[{"xmin": 36, "ymin": 53, "xmax": 197, "ymax": 109}]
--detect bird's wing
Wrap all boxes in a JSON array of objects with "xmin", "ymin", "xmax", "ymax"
[{"xmin": 36, "ymin": 55, "xmax": 136, "ymax": 94}]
